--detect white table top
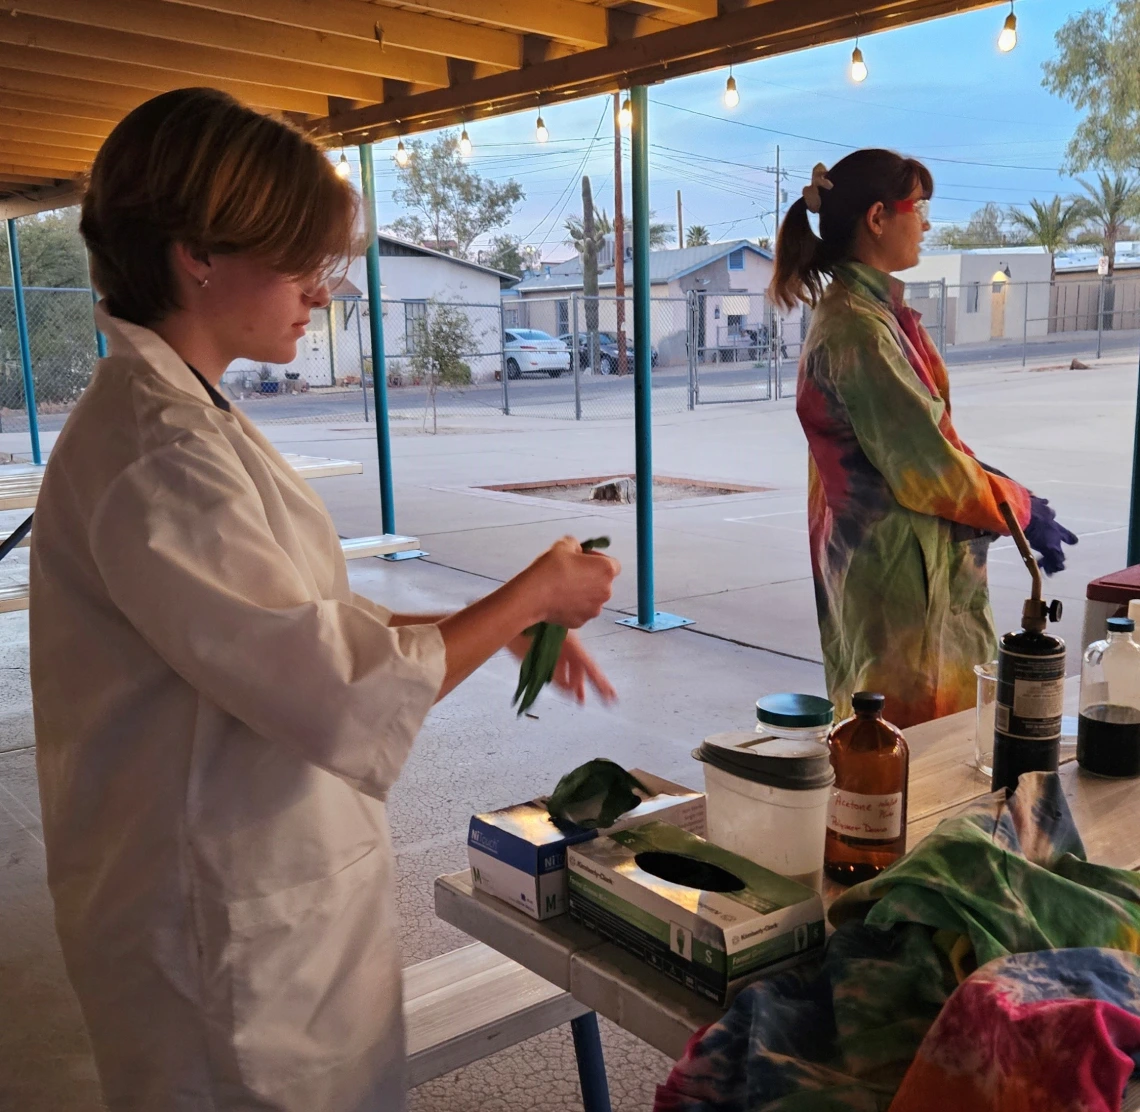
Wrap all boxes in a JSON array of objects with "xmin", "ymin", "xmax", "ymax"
[
  {"xmin": 0, "ymin": 454, "xmax": 362, "ymax": 511},
  {"xmin": 436, "ymin": 679, "xmax": 1140, "ymax": 1061}
]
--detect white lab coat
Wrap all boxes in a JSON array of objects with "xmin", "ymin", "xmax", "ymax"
[{"xmin": 29, "ymin": 308, "xmax": 446, "ymax": 1111}]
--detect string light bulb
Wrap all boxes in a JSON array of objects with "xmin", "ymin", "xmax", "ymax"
[
  {"xmin": 535, "ymin": 114, "xmax": 548, "ymax": 143},
  {"xmin": 618, "ymin": 96, "xmax": 632, "ymax": 129},
  {"xmin": 850, "ymin": 42, "xmax": 868, "ymax": 83},
  {"xmin": 394, "ymin": 139, "xmax": 409, "ymax": 167},
  {"xmin": 459, "ymin": 127, "xmax": 472, "ymax": 157},
  {"xmin": 723, "ymin": 69, "xmax": 739, "ymax": 109},
  {"xmin": 998, "ymin": 3, "xmax": 1017, "ymax": 52},
  {"xmin": 335, "ymin": 151, "xmax": 351, "ymax": 179}
]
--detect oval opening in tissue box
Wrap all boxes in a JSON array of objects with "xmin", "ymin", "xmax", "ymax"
[{"xmin": 635, "ymin": 851, "xmax": 745, "ymax": 893}]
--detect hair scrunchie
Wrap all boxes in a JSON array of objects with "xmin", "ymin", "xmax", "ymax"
[{"xmin": 801, "ymin": 163, "xmax": 834, "ymax": 214}]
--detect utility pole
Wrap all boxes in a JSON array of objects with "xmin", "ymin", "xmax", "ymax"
[
  {"xmin": 614, "ymin": 91, "xmax": 629, "ymax": 377},
  {"xmin": 677, "ymin": 190, "xmax": 684, "ymax": 248},
  {"xmin": 765, "ymin": 145, "xmax": 793, "ymax": 397}
]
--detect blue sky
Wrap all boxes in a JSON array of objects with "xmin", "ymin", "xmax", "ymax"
[{"xmin": 339, "ymin": 0, "xmax": 1088, "ymax": 260}]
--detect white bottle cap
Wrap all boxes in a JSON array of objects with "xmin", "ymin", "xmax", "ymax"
[{"xmin": 1129, "ymin": 599, "xmax": 1140, "ymax": 626}]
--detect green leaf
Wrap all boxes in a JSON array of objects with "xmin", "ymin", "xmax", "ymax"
[{"xmin": 547, "ymin": 759, "xmax": 651, "ymax": 829}]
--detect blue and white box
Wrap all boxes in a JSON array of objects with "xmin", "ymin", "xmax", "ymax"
[{"xmin": 468, "ymin": 771, "xmax": 706, "ymax": 920}]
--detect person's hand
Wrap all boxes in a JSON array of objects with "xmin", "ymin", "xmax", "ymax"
[
  {"xmin": 526, "ymin": 536, "xmax": 620, "ymax": 628},
  {"xmin": 1024, "ymin": 495, "xmax": 1078, "ymax": 576},
  {"xmin": 508, "ymin": 630, "xmax": 616, "ymax": 706}
]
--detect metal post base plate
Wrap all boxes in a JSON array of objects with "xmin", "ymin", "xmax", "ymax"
[
  {"xmin": 381, "ymin": 549, "xmax": 429, "ymax": 562},
  {"xmin": 617, "ymin": 612, "xmax": 694, "ymax": 633}
]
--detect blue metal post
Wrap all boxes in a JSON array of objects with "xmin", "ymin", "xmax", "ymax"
[
  {"xmin": 359, "ymin": 144, "xmax": 395, "ymax": 534},
  {"xmin": 6, "ymin": 219, "xmax": 41, "ymax": 464},
  {"xmin": 87, "ymin": 248, "xmax": 107, "ymax": 358},
  {"xmin": 569, "ymin": 1013, "xmax": 613, "ymax": 1112},
  {"xmin": 618, "ymin": 87, "xmax": 690, "ymax": 633},
  {"xmin": 358, "ymin": 144, "xmax": 424, "ymax": 558},
  {"xmin": 92, "ymin": 287, "xmax": 107, "ymax": 358}
]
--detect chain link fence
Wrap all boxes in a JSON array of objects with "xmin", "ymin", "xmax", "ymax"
[
  {"xmin": 5, "ymin": 275, "xmax": 1140, "ymax": 451},
  {"xmin": 902, "ymin": 276, "xmax": 1140, "ymax": 367},
  {"xmin": 0, "ymin": 286, "xmax": 98, "ymax": 437}
]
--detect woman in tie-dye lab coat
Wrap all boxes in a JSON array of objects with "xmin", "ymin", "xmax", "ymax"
[{"xmin": 769, "ymin": 150, "xmax": 1077, "ymax": 728}]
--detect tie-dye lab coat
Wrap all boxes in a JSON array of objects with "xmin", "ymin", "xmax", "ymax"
[{"xmin": 797, "ymin": 263, "xmax": 1031, "ymax": 728}]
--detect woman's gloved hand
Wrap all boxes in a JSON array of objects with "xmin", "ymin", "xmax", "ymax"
[{"xmin": 1024, "ymin": 495, "xmax": 1078, "ymax": 575}]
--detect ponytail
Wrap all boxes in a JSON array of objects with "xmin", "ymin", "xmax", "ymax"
[
  {"xmin": 768, "ymin": 196, "xmax": 833, "ymax": 311},
  {"xmin": 767, "ymin": 148, "xmax": 934, "ymax": 312}
]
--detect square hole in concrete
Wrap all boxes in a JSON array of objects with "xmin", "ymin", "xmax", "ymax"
[{"xmin": 479, "ymin": 474, "xmax": 774, "ymax": 504}]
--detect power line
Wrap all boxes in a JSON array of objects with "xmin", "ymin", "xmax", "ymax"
[{"xmin": 650, "ymin": 98, "xmax": 1068, "ymax": 174}]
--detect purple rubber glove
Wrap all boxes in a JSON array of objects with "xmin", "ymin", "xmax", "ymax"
[{"xmin": 1023, "ymin": 495, "xmax": 1078, "ymax": 576}]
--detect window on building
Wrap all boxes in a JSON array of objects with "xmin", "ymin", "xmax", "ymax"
[
  {"xmin": 965, "ymin": 283, "xmax": 980, "ymax": 314},
  {"xmin": 503, "ymin": 306, "xmax": 519, "ymax": 328},
  {"xmin": 727, "ymin": 248, "xmax": 745, "ymax": 271},
  {"xmin": 405, "ymin": 300, "xmax": 427, "ymax": 351},
  {"xmin": 557, "ymin": 300, "xmax": 569, "ymax": 335},
  {"xmin": 727, "ymin": 314, "xmax": 745, "ymax": 336}
]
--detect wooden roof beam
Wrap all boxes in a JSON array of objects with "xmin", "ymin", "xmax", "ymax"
[
  {"xmin": 167, "ymin": 0, "xmax": 524, "ymax": 70},
  {"xmin": 642, "ymin": 0, "xmax": 719, "ymax": 17},
  {"xmin": 389, "ymin": 1, "xmax": 608, "ymax": 48},
  {"xmin": 0, "ymin": 139, "xmax": 92, "ymax": 171},
  {"xmin": 0, "ymin": 183, "xmax": 83, "ymax": 220},
  {"xmin": 0, "ymin": 174, "xmax": 63, "ymax": 188},
  {"xmin": 0, "ymin": 7, "xmax": 448, "ymax": 96},
  {"xmin": 0, "ymin": 63, "xmax": 151, "ymax": 113},
  {"xmin": 0, "ymin": 159, "xmax": 85, "ymax": 178},
  {"xmin": 313, "ymin": 0, "xmax": 1004, "ymax": 142},
  {"xmin": 0, "ymin": 123, "xmax": 104, "ymax": 151},
  {"xmin": 0, "ymin": 92, "xmax": 126, "ymax": 127},
  {"xmin": 0, "ymin": 44, "xmax": 330, "ymax": 116}
]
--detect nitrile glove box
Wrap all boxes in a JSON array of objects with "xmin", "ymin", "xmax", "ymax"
[
  {"xmin": 567, "ymin": 820, "xmax": 825, "ymax": 1005},
  {"xmin": 468, "ymin": 771, "xmax": 706, "ymax": 921}
]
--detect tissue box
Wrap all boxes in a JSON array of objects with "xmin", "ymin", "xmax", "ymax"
[
  {"xmin": 468, "ymin": 771, "xmax": 706, "ymax": 921},
  {"xmin": 568, "ymin": 820, "xmax": 825, "ymax": 1005}
]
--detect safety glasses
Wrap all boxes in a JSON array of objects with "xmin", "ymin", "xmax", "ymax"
[{"xmin": 893, "ymin": 198, "xmax": 930, "ymax": 222}]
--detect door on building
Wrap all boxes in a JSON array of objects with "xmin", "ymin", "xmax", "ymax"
[{"xmin": 990, "ymin": 270, "xmax": 1009, "ymax": 340}]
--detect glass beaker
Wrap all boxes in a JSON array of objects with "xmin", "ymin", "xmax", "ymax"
[{"xmin": 974, "ymin": 662, "xmax": 997, "ymax": 779}]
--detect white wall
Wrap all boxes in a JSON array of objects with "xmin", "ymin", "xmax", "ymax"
[{"xmin": 225, "ymin": 251, "xmax": 508, "ymax": 389}]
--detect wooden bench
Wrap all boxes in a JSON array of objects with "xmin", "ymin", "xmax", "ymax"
[
  {"xmin": 0, "ymin": 535, "xmax": 424, "ymax": 613},
  {"xmin": 405, "ymin": 941, "xmax": 590, "ymax": 1089}
]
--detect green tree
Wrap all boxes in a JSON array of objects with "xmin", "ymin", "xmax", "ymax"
[
  {"xmin": 1007, "ymin": 196, "xmax": 1085, "ymax": 279},
  {"xmin": 932, "ymin": 202, "xmax": 1017, "ymax": 248},
  {"xmin": 579, "ymin": 177, "xmax": 600, "ymax": 371},
  {"xmin": 566, "ymin": 206, "xmax": 673, "ymax": 253},
  {"xmin": 1042, "ymin": 1, "xmax": 1140, "ymax": 172},
  {"xmin": 407, "ymin": 301, "xmax": 474, "ymax": 433},
  {"xmin": 482, "ymin": 235, "xmax": 525, "ymax": 278},
  {"xmin": 391, "ymin": 132, "xmax": 524, "ymax": 260},
  {"xmin": 648, "ymin": 213, "xmax": 675, "ymax": 249},
  {"xmin": 685, "ymin": 225, "xmax": 711, "ymax": 247},
  {"xmin": 1074, "ymin": 171, "xmax": 1140, "ymax": 273},
  {"xmin": 0, "ymin": 208, "xmax": 96, "ymax": 413}
]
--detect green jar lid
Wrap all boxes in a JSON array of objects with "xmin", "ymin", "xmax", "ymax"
[{"xmin": 756, "ymin": 693, "xmax": 834, "ymax": 729}]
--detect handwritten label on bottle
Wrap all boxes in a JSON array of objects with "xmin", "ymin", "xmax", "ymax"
[{"xmin": 827, "ymin": 789, "xmax": 903, "ymax": 841}]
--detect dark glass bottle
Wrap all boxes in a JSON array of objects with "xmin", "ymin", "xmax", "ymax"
[{"xmin": 824, "ymin": 692, "xmax": 909, "ymax": 885}]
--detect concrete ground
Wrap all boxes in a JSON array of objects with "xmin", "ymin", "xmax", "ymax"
[{"xmin": 1, "ymin": 350, "xmax": 1136, "ymax": 1110}]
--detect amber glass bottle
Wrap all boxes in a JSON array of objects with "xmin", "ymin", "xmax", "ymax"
[{"xmin": 824, "ymin": 692, "xmax": 909, "ymax": 885}]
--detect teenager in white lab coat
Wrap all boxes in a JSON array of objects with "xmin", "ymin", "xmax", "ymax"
[{"xmin": 29, "ymin": 87, "xmax": 620, "ymax": 1112}]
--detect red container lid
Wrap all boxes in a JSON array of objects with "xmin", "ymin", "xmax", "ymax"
[{"xmin": 1086, "ymin": 564, "xmax": 1140, "ymax": 604}]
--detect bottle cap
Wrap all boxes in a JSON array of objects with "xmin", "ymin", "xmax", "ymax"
[
  {"xmin": 755, "ymin": 693, "xmax": 834, "ymax": 729},
  {"xmin": 1107, "ymin": 617, "xmax": 1135, "ymax": 633},
  {"xmin": 852, "ymin": 691, "xmax": 886, "ymax": 714}
]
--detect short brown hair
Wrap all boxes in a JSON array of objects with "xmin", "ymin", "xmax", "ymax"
[
  {"xmin": 81, "ymin": 87, "xmax": 359, "ymax": 326},
  {"xmin": 769, "ymin": 149, "xmax": 933, "ymax": 310}
]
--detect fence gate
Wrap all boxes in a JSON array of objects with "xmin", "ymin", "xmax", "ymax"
[{"xmin": 691, "ymin": 291, "xmax": 794, "ymax": 405}]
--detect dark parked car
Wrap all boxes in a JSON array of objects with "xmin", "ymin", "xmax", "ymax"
[{"xmin": 558, "ymin": 332, "xmax": 659, "ymax": 375}]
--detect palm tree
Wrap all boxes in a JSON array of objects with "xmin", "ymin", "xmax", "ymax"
[
  {"xmin": 686, "ymin": 225, "xmax": 711, "ymax": 247},
  {"xmin": 1007, "ymin": 197, "xmax": 1085, "ymax": 281},
  {"xmin": 1074, "ymin": 172, "xmax": 1140, "ymax": 275},
  {"xmin": 567, "ymin": 206, "xmax": 673, "ymax": 252}
]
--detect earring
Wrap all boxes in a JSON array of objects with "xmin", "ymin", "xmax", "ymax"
[{"xmin": 198, "ymin": 277, "xmax": 209, "ymax": 289}]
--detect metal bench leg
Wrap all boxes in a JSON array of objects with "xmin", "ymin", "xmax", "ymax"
[{"xmin": 570, "ymin": 1012, "xmax": 612, "ymax": 1112}]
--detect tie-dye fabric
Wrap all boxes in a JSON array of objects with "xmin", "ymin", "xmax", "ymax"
[
  {"xmin": 797, "ymin": 262, "xmax": 1032, "ymax": 727},
  {"xmin": 654, "ymin": 772, "xmax": 1140, "ymax": 1112}
]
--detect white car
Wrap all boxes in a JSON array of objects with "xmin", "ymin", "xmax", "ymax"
[{"xmin": 503, "ymin": 329, "xmax": 570, "ymax": 379}]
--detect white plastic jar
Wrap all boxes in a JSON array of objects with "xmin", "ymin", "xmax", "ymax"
[{"xmin": 754, "ymin": 693, "xmax": 834, "ymax": 744}]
